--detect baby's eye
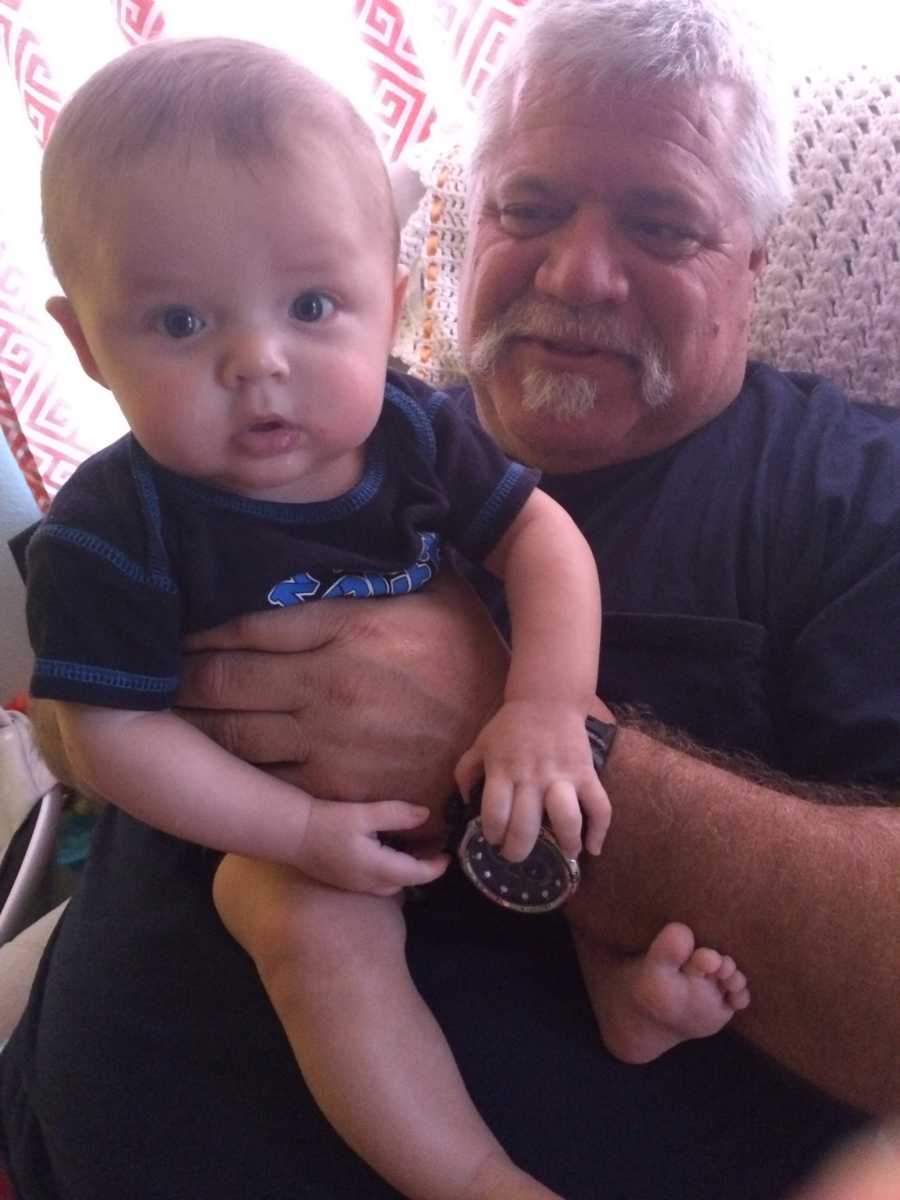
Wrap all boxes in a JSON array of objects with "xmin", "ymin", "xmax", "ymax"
[
  {"xmin": 291, "ymin": 292, "xmax": 335, "ymax": 323},
  {"xmin": 157, "ymin": 307, "xmax": 204, "ymax": 339}
]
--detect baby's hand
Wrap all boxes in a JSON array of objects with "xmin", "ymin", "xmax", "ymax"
[
  {"xmin": 454, "ymin": 701, "xmax": 611, "ymax": 863},
  {"xmin": 296, "ymin": 799, "xmax": 449, "ymax": 895}
]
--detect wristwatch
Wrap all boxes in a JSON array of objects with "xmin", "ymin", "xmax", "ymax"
[{"xmin": 449, "ymin": 715, "xmax": 617, "ymax": 914}]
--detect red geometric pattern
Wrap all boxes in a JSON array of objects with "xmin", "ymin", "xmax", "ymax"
[
  {"xmin": 355, "ymin": 0, "xmax": 436, "ymax": 161},
  {"xmin": 435, "ymin": 0, "xmax": 526, "ymax": 102},
  {"xmin": 116, "ymin": 0, "xmax": 166, "ymax": 47},
  {"xmin": 0, "ymin": 0, "xmax": 62, "ymax": 147},
  {"xmin": 0, "ymin": 0, "xmax": 67, "ymax": 506},
  {"xmin": 0, "ymin": 377, "xmax": 50, "ymax": 512},
  {"xmin": 0, "ymin": 239, "xmax": 90, "ymax": 507}
]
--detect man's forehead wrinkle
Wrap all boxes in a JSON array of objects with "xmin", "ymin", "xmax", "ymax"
[{"xmin": 511, "ymin": 76, "xmax": 737, "ymax": 143}]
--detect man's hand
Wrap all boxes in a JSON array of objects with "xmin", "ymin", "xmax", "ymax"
[{"xmin": 177, "ymin": 571, "xmax": 509, "ymax": 837}]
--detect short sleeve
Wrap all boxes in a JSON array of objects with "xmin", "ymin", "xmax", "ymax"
[
  {"xmin": 26, "ymin": 516, "xmax": 182, "ymax": 712},
  {"xmin": 424, "ymin": 390, "xmax": 540, "ymax": 562}
]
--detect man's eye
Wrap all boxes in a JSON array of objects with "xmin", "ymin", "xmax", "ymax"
[
  {"xmin": 291, "ymin": 292, "xmax": 335, "ymax": 323},
  {"xmin": 631, "ymin": 221, "xmax": 701, "ymax": 256},
  {"xmin": 495, "ymin": 202, "xmax": 571, "ymax": 236},
  {"xmin": 157, "ymin": 307, "xmax": 203, "ymax": 339}
]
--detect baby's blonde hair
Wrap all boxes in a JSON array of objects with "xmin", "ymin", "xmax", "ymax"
[{"xmin": 42, "ymin": 37, "xmax": 397, "ymax": 294}]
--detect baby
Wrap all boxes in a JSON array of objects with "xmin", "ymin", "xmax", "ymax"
[{"xmin": 28, "ymin": 37, "xmax": 747, "ymax": 1200}]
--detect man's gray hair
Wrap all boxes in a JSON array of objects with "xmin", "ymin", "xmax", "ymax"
[{"xmin": 470, "ymin": 0, "xmax": 794, "ymax": 244}]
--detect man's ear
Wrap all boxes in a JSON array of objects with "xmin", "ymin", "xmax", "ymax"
[
  {"xmin": 390, "ymin": 265, "xmax": 409, "ymax": 336},
  {"xmin": 749, "ymin": 242, "xmax": 767, "ymax": 278},
  {"xmin": 45, "ymin": 296, "xmax": 109, "ymax": 389}
]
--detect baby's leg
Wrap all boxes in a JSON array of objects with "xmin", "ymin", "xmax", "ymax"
[
  {"xmin": 213, "ymin": 855, "xmax": 560, "ymax": 1200},
  {"xmin": 572, "ymin": 921, "xmax": 749, "ymax": 1064}
]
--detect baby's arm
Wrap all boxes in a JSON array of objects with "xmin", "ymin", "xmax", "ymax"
[
  {"xmin": 54, "ymin": 702, "xmax": 447, "ymax": 894},
  {"xmin": 455, "ymin": 488, "xmax": 609, "ymax": 862}
]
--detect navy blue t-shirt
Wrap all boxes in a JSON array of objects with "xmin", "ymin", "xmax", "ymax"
[
  {"xmin": 25, "ymin": 377, "xmax": 537, "ymax": 710},
  {"xmin": 3, "ymin": 363, "xmax": 899, "ymax": 1199}
]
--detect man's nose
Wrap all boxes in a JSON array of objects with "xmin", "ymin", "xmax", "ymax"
[
  {"xmin": 534, "ymin": 210, "xmax": 629, "ymax": 307},
  {"xmin": 220, "ymin": 330, "xmax": 290, "ymax": 388}
]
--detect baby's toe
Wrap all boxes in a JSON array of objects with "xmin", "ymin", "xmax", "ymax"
[
  {"xmin": 723, "ymin": 966, "xmax": 748, "ymax": 994},
  {"xmin": 685, "ymin": 947, "xmax": 722, "ymax": 977},
  {"xmin": 727, "ymin": 985, "xmax": 751, "ymax": 1011}
]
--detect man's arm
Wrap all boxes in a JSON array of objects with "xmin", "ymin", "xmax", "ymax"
[{"xmin": 571, "ymin": 715, "xmax": 900, "ymax": 1114}]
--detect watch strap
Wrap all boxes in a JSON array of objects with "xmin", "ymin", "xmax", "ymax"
[{"xmin": 585, "ymin": 713, "xmax": 617, "ymax": 775}]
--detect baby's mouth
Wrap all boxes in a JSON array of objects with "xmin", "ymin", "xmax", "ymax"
[
  {"xmin": 233, "ymin": 416, "xmax": 302, "ymax": 457},
  {"xmin": 248, "ymin": 416, "xmax": 289, "ymax": 433}
]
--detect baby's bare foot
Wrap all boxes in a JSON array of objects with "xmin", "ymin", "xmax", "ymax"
[{"xmin": 593, "ymin": 922, "xmax": 749, "ymax": 1064}]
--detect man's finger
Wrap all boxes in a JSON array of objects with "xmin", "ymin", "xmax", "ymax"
[
  {"xmin": 177, "ymin": 647, "xmax": 318, "ymax": 711},
  {"xmin": 183, "ymin": 600, "xmax": 347, "ymax": 654},
  {"xmin": 177, "ymin": 709, "xmax": 311, "ymax": 765}
]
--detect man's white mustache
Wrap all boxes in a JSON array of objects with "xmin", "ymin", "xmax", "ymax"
[
  {"xmin": 465, "ymin": 298, "xmax": 674, "ymax": 411},
  {"xmin": 466, "ymin": 300, "xmax": 659, "ymax": 370}
]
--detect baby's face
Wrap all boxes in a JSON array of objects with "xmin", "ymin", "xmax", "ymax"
[{"xmin": 62, "ymin": 139, "xmax": 404, "ymax": 502}]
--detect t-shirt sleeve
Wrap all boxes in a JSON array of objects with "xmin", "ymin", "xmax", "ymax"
[
  {"xmin": 424, "ymin": 390, "xmax": 541, "ymax": 562},
  {"xmin": 26, "ymin": 483, "xmax": 182, "ymax": 711}
]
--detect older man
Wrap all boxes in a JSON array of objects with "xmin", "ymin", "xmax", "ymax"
[{"xmin": 3, "ymin": 1, "xmax": 900, "ymax": 1197}]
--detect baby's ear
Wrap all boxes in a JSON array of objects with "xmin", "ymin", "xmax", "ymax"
[
  {"xmin": 390, "ymin": 265, "xmax": 409, "ymax": 332},
  {"xmin": 46, "ymin": 296, "xmax": 109, "ymax": 389}
]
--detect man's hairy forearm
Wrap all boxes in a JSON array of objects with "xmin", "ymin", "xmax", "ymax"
[{"xmin": 570, "ymin": 714, "xmax": 900, "ymax": 1113}]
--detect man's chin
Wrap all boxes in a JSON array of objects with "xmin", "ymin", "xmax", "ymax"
[
  {"xmin": 521, "ymin": 369, "xmax": 599, "ymax": 421},
  {"xmin": 471, "ymin": 374, "xmax": 652, "ymax": 470}
]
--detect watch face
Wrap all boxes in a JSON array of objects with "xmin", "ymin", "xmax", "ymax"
[{"xmin": 458, "ymin": 817, "xmax": 580, "ymax": 913}]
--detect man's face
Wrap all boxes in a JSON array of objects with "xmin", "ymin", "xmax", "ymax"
[{"xmin": 459, "ymin": 78, "xmax": 766, "ymax": 472}]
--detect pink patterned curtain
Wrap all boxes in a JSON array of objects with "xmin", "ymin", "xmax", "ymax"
[{"xmin": 0, "ymin": 0, "xmax": 525, "ymax": 510}]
